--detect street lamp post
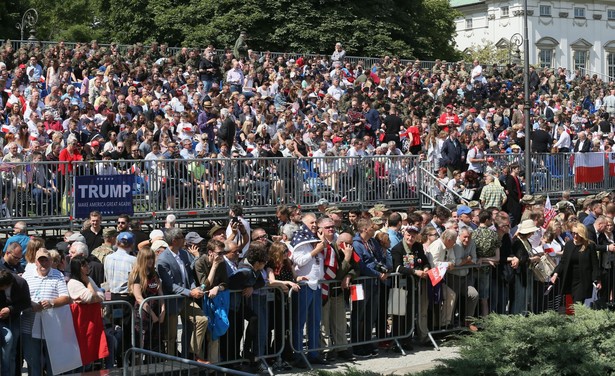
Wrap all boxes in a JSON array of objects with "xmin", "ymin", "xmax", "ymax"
[
  {"xmin": 522, "ymin": 0, "xmax": 532, "ymax": 193},
  {"xmin": 509, "ymin": 33, "xmax": 523, "ymax": 65},
  {"xmin": 15, "ymin": 8, "xmax": 38, "ymax": 41}
]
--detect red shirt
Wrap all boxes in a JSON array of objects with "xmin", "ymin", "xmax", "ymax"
[{"xmin": 58, "ymin": 148, "xmax": 83, "ymax": 175}]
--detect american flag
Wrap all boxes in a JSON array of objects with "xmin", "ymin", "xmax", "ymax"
[
  {"xmin": 322, "ymin": 242, "xmax": 338, "ymax": 301},
  {"xmin": 543, "ymin": 195, "xmax": 557, "ymax": 229},
  {"xmin": 290, "ymin": 224, "xmax": 320, "ymax": 249}
]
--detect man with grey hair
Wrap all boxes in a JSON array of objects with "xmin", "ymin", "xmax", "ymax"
[
  {"xmin": 426, "ymin": 229, "xmax": 458, "ymax": 328},
  {"xmin": 331, "ymin": 42, "xmax": 346, "ymax": 66},
  {"xmin": 157, "ymin": 227, "xmax": 208, "ymax": 360},
  {"xmin": 450, "ymin": 228, "xmax": 479, "ymax": 328},
  {"xmin": 2, "ymin": 221, "xmax": 29, "ymax": 254}
]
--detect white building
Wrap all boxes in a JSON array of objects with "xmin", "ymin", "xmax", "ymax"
[{"xmin": 451, "ymin": 0, "xmax": 615, "ymax": 79}]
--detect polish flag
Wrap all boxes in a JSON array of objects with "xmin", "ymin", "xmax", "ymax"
[
  {"xmin": 574, "ymin": 152, "xmax": 604, "ymax": 184},
  {"xmin": 427, "ymin": 262, "xmax": 449, "ymax": 286},
  {"xmin": 609, "ymin": 153, "xmax": 615, "ymax": 177},
  {"xmin": 350, "ymin": 284, "xmax": 364, "ymax": 301},
  {"xmin": 543, "ymin": 195, "xmax": 557, "ymax": 229}
]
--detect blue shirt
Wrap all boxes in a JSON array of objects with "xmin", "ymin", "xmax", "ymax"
[{"xmin": 3, "ymin": 233, "xmax": 30, "ymax": 255}]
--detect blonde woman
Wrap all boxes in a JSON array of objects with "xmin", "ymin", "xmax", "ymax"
[{"xmin": 550, "ymin": 223, "xmax": 601, "ymax": 303}]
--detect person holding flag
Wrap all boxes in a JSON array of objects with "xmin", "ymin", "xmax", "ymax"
[
  {"xmin": 289, "ymin": 213, "xmax": 326, "ymax": 367},
  {"xmin": 391, "ymin": 226, "xmax": 430, "ymax": 348},
  {"xmin": 426, "ymin": 229, "xmax": 457, "ymax": 328}
]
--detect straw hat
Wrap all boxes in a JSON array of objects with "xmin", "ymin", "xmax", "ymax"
[{"xmin": 518, "ymin": 219, "xmax": 539, "ymax": 234}]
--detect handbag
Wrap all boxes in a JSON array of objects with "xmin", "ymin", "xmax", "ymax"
[
  {"xmin": 387, "ymin": 268, "xmax": 408, "ymax": 316},
  {"xmin": 530, "ymin": 254, "xmax": 557, "ymax": 282}
]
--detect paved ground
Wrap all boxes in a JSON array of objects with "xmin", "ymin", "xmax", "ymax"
[{"xmin": 278, "ymin": 343, "xmax": 460, "ymax": 376}]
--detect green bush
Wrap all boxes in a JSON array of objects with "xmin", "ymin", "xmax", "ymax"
[{"xmin": 419, "ymin": 305, "xmax": 615, "ymax": 376}]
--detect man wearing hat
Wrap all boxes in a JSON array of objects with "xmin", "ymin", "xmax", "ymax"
[
  {"xmin": 22, "ymin": 248, "xmax": 71, "ymax": 376},
  {"xmin": 326, "ymin": 206, "xmax": 351, "ymax": 235},
  {"xmin": 92, "ymin": 228, "xmax": 117, "ymax": 264},
  {"xmin": 510, "ymin": 219, "xmax": 539, "ymax": 314},
  {"xmin": 316, "ymin": 198, "xmax": 329, "ymax": 214},
  {"xmin": 185, "ymin": 231, "xmax": 205, "ymax": 259},
  {"xmin": 457, "ymin": 205, "xmax": 476, "ymax": 231},
  {"xmin": 104, "ymin": 231, "xmax": 138, "ymax": 357}
]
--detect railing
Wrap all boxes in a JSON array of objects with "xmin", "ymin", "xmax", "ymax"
[
  {"xmin": 418, "ymin": 163, "xmax": 468, "ymax": 209},
  {"xmin": 0, "ymin": 155, "xmax": 422, "ymax": 229},
  {"xmin": 8, "ymin": 39, "xmax": 436, "ymax": 70}
]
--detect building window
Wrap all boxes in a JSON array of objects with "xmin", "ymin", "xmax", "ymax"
[
  {"xmin": 538, "ymin": 49, "xmax": 553, "ymax": 68},
  {"xmin": 540, "ymin": 5, "xmax": 552, "ymax": 17},
  {"xmin": 608, "ymin": 53, "xmax": 615, "ymax": 78},
  {"xmin": 574, "ymin": 7, "xmax": 585, "ymax": 18},
  {"xmin": 608, "ymin": 9, "xmax": 615, "ymax": 20},
  {"xmin": 573, "ymin": 50, "xmax": 588, "ymax": 70},
  {"xmin": 465, "ymin": 19, "xmax": 473, "ymax": 29},
  {"xmin": 501, "ymin": 6, "xmax": 509, "ymax": 17}
]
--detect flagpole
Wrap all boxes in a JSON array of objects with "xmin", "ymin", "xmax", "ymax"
[{"xmin": 523, "ymin": 0, "xmax": 531, "ymax": 193}]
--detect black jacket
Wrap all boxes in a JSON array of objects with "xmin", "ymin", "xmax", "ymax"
[
  {"xmin": 440, "ymin": 137, "xmax": 464, "ymax": 169},
  {"xmin": 553, "ymin": 241, "xmax": 601, "ymax": 301}
]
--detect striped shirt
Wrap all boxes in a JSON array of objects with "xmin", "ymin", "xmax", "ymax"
[
  {"xmin": 22, "ymin": 268, "xmax": 68, "ymax": 335},
  {"xmin": 104, "ymin": 248, "xmax": 137, "ymax": 294}
]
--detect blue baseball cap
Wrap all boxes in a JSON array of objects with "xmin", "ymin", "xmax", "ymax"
[
  {"xmin": 457, "ymin": 205, "xmax": 472, "ymax": 216},
  {"xmin": 117, "ymin": 232, "xmax": 134, "ymax": 245}
]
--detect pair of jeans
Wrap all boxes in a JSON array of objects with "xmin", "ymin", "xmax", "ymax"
[
  {"xmin": 291, "ymin": 287, "xmax": 322, "ymax": 359},
  {"xmin": 22, "ymin": 333, "xmax": 52, "ymax": 376},
  {"xmin": 0, "ymin": 320, "xmax": 18, "ymax": 376}
]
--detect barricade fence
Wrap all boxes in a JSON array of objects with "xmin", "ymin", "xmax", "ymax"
[
  {"xmin": 0, "ymin": 155, "xmax": 421, "ymax": 227},
  {"xmin": 8, "ymin": 263, "xmax": 593, "ymax": 374},
  {"xmin": 1, "ymin": 151, "xmax": 613, "ymax": 227}
]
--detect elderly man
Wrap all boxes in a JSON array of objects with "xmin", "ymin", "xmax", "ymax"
[
  {"xmin": 156, "ymin": 228, "xmax": 207, "ymax": 361},
  {"xmin": 321, "ymin": 222, "xmax": 357, "ymax": 361},
  {"xmin": 2, "ymin": 221, "xmax": 29, "ymax": 255},
  {"xmin": 450, "ymin": 228, "xmax": 479, "ymax": 327},
  {"xmin": 290, "ymin": 213, "xmax": 326, "ymax": 367},
  {"xmin": 426, "ymin": 229, "xmax": 458, "ymax": 328},
  {"xmin": 480, "ymin": 174, "xmax": 507, "ymax": 210},
  {"xmin": 22, "ymin": 249, "xmax": 70, "ymax": 376}
]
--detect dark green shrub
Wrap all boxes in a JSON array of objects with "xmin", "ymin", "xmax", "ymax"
[{"xmin": 420, "ymin": 305, "xmax": 615, "ymax": 376}]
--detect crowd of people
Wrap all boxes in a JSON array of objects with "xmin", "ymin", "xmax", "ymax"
[
  {"xmin": 1, "ymin": 37, "xmax": 615, "ymax": 218},
  {"xmin": 0, "ymin": 187, "xmax": 613, "ymax": 374},
  {"xmin": 2, "ymin": 35, "xmax": 615, "ymax": 374}
]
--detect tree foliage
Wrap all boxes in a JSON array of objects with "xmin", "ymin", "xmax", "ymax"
[
  {"xmin": 2, "ymin": 0, "xmax": 461, "ymax": 60},
  {"xmin": 464, "ymin": 40, "xmax": 519, "ymax": 67}
]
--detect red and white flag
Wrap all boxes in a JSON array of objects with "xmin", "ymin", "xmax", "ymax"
[
  {"xmin": 427, "ymin": 262, "xmax": 449, "ymax": 286},
  {"xmin": 574, "ymin": 152, "xmax": 604, "ymax": 184},
  {"xmin": 350, "ymin": 284, "xmax": 364, "ymax": 301},
  {"xmin": 609, "ymin": 153, "xmax": 615, "ymax": 177},
  {"xmin": 543, "ymin": 195, "xmax": 557, "ymax": 229}
]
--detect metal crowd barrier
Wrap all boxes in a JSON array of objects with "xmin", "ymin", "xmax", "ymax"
[
  {"xmin": 138, "ymin": 287, "xmax": 285, "ymax": 373},
  {"xmin": 0, "ymin": 155, "xmax": 423, "ymax": 228},
  {"xmin": 423, "ymin": 262, "xmax": 562, "ymax": 350},
  {"xmin": 288, "ymin": 274, "xmax": 415, "ymax": 369},
  {"xmin": 123, "ymin": 348, "xmax": 256, "ymax": 376}
]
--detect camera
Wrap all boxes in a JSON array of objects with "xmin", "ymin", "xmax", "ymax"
[
  {"xmin": 231, "ymin": 216, "xmax": 240, "ymax": 224},
  {"xmin": 374, "ymin": 262, "xmax": 389, "ymax": 274}
]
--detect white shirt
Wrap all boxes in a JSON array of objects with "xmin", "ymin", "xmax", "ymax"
[
  {"xmin": 291, "ymin": 242, "xmax": 324, "ymax": 290},
  {"xmin": 553, "ymin": 130, "xmax": 571, "ymax": 149}
]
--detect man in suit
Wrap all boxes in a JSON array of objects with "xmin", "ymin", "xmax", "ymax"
[
  {"xmin": 586, "ymin": 216, "xmax": 615, "ymax": 303},
  {"xmin": 504, "ymin": 163, "xmax": 523, "ymax": 227},
  {"xmin": 156, "ymin": 228, "xmax": 208, "ymax": 361},
  {"xmin": 573, "ymin": 131, "xmax": 591, "ymax": 153},
  {"xmin": 440, "ymin": 128, "xmax": 464, "ymax": 178}
]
